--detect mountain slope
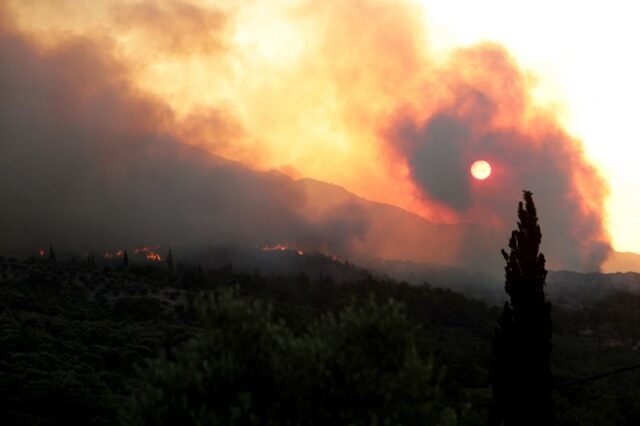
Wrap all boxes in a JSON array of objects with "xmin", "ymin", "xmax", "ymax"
[
  {"xmin": 299, "ymin": 178, "xmax": 505, "ymax": 274},
  {"xmin": 299, "ymin": 178, "xmax": 640, "ymax": 276}
]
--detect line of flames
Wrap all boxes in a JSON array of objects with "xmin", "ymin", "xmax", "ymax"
[
  {"xmin": 260, "ymin": 244, "xmax": 345, "ymax": 262},
  {"xmin": 134, "ymin": 245, "xmax": 163, "ymax": 261},
  {"xmin": 261, "ymin": 244, "xmax": 304, "ymax": 256},
  {"xmin": 103, "ymin": 246, "xmax": 162, "ymax": 261}
]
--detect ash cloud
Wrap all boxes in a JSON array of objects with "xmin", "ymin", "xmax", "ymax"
[
  {"xmin": 388, "ymin": 45, "xmax": 611, "ymax": 271},
  {"xmin": 398, "ymin": 114, "xmax": 474, "ymax": 211},
  {"xmin": 0, "ymin": 2, "xmax": 614, "ymax": 273},
  {"xmin": 0, "ymin": 23, "xmax": 367, "ymax": 258}
]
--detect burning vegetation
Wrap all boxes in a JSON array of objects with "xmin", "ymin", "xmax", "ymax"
[
  {"xmin": 134, "ymin": 246, "xmax": 163, "ymax": 262},
  {"xmin": 104, "ymin": 247, "xmax": 163, "ymax": 262},
  {"xmin": 261, "ymin": 244, "xmax": 305, "ymax": 256},
  {"xmin": 0, "ymin": 0, "xmax": 613, "ymax": 272}
]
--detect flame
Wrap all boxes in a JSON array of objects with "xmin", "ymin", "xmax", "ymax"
[
  {"xmin": 261, "ymin": 244, "xmax": 288, "ymax": 252},
  {"xmin": 38, "ymin": 248, "xmax": 45, "ymax": 257},
  {"xmin": 103, "ymin": 247, "xmax": 163, "ymax": 261},
  {"xmin": 134, "ymin": 245, "xmax": 163, "ymax": 261},
  {"xmin": 145, "ymin": 251, "xmax": 162, "ymax": 261},
  {"xmin": 104, "ymin": 250, "xmax": 124, "ymax": 259},
  {"xmin": 261, "ymin": 244, "xmax": 304, "ymax": 256}
]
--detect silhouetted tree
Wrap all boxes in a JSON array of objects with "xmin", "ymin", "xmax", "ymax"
[
  {"xmin": 165, "ymin": 250, "xmax": 174, "ymax": 274},
  {"xmin": 489, "ymin": 191, "xmax": 554, "ymax": 426},
  {"xmin": 49, "ymin": 243, "xmax": 56, "ymax": 262},
  {"xmin": 123, "ymin": 250, "xmax": 129, "ymax": 268}
]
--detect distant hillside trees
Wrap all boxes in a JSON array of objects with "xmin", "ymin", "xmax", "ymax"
[{"xmin": 490, "ymin": 191, "xmax": 554, "ymax": 425}]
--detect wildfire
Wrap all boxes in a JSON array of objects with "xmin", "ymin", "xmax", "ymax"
[
  {"xmin": 261, "ymin": 244, "xmax": 304, "ymax": 256},
  {"xmin": 103, "ymin": 247, "xmax": 163, "ymax": 261},
  {"xmin": 38, "ymin": 248, "xmax": 45, "ymax": 257},
  {"xmin": 104, "ymin": 250, "xmax": 124, "ymax": 259},
  {"xmin": 134, "ymin": 245, "xmax": 163, "ymax": 261},
  {"xmin": 1, "ymin": 0, "xmax": 612, "ymax": 270},
  {"xmin": 145, "ymin": 252, "xmax": 162, "ymax": 261}
]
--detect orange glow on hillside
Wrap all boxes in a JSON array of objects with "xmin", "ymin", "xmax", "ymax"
[
  {"xmin": 133, "ymin": 246, "xmax": 163, "ymax": 261},
  {"xmin": 261, "ymin": 244, "xmax": 304, "ymax": 256},
  {"xmin": 1, "ymin": 0, "xmax": 612, "ymax": 269},
  {"xmin": 146, "ymin": 252, "xmax": 162, "ymax": 261},
  {"xmin": 104, "ymin": 250, "xmax": 124, "ymax": 259}
]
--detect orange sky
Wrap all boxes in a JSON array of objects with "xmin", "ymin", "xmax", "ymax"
[{"xmin": 2, "ymin": 0, "xmax": 618, "ymax": 266}]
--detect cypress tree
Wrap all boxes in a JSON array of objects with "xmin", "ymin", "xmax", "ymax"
[
  {"xmin": 489, "ymin": 191, "xmax": 554, "ymax": 425},
  {"xmin": 123, "ymin": 250, "xmax": 129, "ymax": 268},
  {"xmin": 49, "ymin": 243, "xmax": 56, "ymax": 262}
]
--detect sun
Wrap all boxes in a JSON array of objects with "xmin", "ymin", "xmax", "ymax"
[{"xmin": 470, "ymin": 160, "xmax": 492, "ymax": 180}]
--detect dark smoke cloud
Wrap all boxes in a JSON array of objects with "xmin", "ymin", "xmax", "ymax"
[
  {"xmin": 397, "ymin": 114, "xmax": 474, "ymax": 210},
  {"xmin": 0, "ymin": 5, "xmax": 613, "ymax": 274},
  {"xmin": 388, "ymin": 45, "xmax": 611, "ymax": 272},
  {"xmin": 0, "ymin": 24, "xmax": 367, "ymax": 258}
]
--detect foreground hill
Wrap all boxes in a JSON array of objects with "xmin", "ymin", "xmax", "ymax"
[
  {"xmin": 1, "ymin": 255, "xmax": 640, "ymax": 425},
  {"xmin": 0, "ymin": 255, "xmax": 494, "ymax": 424}
]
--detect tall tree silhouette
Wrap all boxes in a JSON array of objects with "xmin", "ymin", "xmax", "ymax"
[
  {"xmin": 489, "ymin": 191, "xmax": 554, "ymax": 426},
  {"xmin": 123, "ymin": 250, "xmax": 129, "ymax": 268},
  {"xmin": 49, "ymin": 243, "xmax": 56, "ymax": 262}
]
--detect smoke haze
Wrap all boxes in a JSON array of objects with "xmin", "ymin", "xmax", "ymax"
[
  {"xmin": 0, "ymin": 22, "xmax": 368, "ymax": 258},
  {"xmin": 387, "ymin": 44, "xmax": 610, "ymax": 270},
  {"xmin": 0, "ymin": 1, "xmax": 611, "ymax": 271}
]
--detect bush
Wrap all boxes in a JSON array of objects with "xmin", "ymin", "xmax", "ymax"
[{"xmin": 127, "ymin": 289, "xmax": 456, "ymax": 425}]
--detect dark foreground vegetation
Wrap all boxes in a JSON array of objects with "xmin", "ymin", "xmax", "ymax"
[{"xmin": 0, "ymin": 254, "xmax": 639, "ymax": 425}]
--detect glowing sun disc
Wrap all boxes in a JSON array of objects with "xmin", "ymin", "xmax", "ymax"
[{"xmin": 471, "ymin": 160, "xmax": 492, "ymax": 180}]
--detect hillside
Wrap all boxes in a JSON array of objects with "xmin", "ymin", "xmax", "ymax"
[
  {"xmin": 299, "ymin": 178, "xmax": 640, "ymax": 277},
  {"xmin": 299, "ymin": 178, "xmax": 504, "ymax": 274},
  {"xmin": 2, "ymin": 254, "xmax": 640, "ymax": 424}
]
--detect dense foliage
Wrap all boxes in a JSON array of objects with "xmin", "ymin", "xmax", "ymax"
[
  {"xmin": 0, "ymin": 254, "xmax": 639, "ymax": 425},
  {"xmin": 127, "ymin": 290, "xmax": 456, "ymax": 425}
]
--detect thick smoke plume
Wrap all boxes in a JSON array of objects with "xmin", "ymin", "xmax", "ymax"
[
  {"xmin": 387, "ymin": 44, "xmax": 610, "ymax": 270},
  {"xmin": 0, "ymin": 18, "xmax": 367, "ymax": 258},
  {"xmin": 0, "ymin": 1, "xmax": 612, "ymax": 271}
]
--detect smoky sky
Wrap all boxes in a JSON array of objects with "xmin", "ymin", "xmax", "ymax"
[
  {"xmin": 0, "ymin": 24, "xmax": 367, "ymax": 258},
  {"xmin": 388, "ymin": 47, "xmax": 611, "ymax": 271},
  {"xmin": 0, "ymin": 6, "xmax": 613, "ymax": 274},
  {"xmin": 401, "ymin": 114, "xmax": 474, "ymax": 211}
]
